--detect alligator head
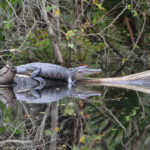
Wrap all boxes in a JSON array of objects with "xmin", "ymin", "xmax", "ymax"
[{"xmin": 70, "ymin": 65, "xmax": 102, "ymax": 81}]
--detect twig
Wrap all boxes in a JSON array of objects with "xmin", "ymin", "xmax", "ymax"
[
  {"xmin": 136, "ymin": 91, "xmax": 145, "ymax": 119},
  {"xmin": 34, "ymin": 103, "xmax": 51, "ymax": 141},
  {"xmin": 10, "ymin": 21, "xmax": 37, "ymax": 61},
  {"xmin": 116, "ymin": 12, "xmax": 146, "ymax": 73},
  {"xmin": 125, "ymin": 13, "xmax": 146, "ymax": 62},
  {"xmin": 0, "ymin": 140, "xmax": 33, "ymax": 145},
  {"xmin": 39, "ymin": 0, "xmax": 63, "ymax": 64},
  {"xmin": 100, "ymin": 6, "xmax": 127, "ymax": 34},
  {"xmin": 5, "ymin": 0, "xmax": 27, "ymax": 27},
  {"xmin": 101, "ymin": 104, "xmax": 126, "ymax": 132},
  {"xmin": 18, "ymin": 21, "xmax": 37, "ymax": 51},
  {"xmin": 0, "ymin": 85, "xmax": 10, "ymax": 88}
]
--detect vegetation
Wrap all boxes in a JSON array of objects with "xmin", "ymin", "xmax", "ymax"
[{"xmin": 0, "ymin": 0, "xmax": 150, "ymax": 149}]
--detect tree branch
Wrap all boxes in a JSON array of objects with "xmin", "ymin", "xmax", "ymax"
[{"xmin": 39, "ymin": 0, "xmax": 63, "ymax": 64}]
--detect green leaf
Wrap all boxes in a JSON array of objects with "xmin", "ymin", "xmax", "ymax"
[
  {"xmin": 6, "ymin": 107, "xmax": 12, "ymax": 116},
  {"xmin": 132, "ymin": 10, "xmax": 138, "ymax": 16},
  {"xmin": 65, "ymin": 30, "xmax": 76, "ymax": 39},
  {"xmin": 68, "ymin": 43, "xmax": 74, "ymax": 48},
  {"xmin": 46, "ymin": 6, "xmax": 52, "ymax": 12},
  {"xmin": 73, "ymin": 146, "xmax": 80, "ymax": 150},
  {"xmin": 131, "ymin": 109, "xmax": 136, "ymax": 116},
  {"xmin": 40, "ymin": 112, "xmax": 46, "ymax": 115},
  {"xmin": 125, "ymin": 116, "xmax": 130, "ymax": 121},
  {"xmin": 127, "ymin": 4, "xmax": 131, "ymax": 10},
  {"xmin": 45, "ymin": 129, "xmax": 52, "ymax": 136},
  {"xmin": 0, "ymin": 126, "xmax": 5, "ymax": 134},
  {"xmin": 0, "ymin": 102, "xmax": 5, "ymax": 111},
  {"xmin": 80, "ymin": 135, "xmax": 85, "ymax": 143},
  {"xmin": 5, "ymin": 21, "xmax": 13, "ymax": 30},
  {"xmin": 95, "ymin": 3, "xmax": 106, "ymax": 11}
]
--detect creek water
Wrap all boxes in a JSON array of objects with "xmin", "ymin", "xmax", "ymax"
[{"xmin": 0, "ymin": 80, "xmax": 150, "ymax": 150}]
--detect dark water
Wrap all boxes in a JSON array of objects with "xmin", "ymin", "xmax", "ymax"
[{"xmin": 0, "ymin": 81, "xmax": 150, "ymax": 150}]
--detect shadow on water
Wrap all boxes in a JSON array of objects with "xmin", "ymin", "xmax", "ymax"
[{"xmin": 0, "ymin": 77, "xmax": 150, "ymax": 149}]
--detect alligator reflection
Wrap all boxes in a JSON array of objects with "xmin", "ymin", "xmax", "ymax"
[
  {"xmin": 3, "ymin": 75, "xmax": 150, "ymax": 104},
  {"xmin": 13, "ymin": 78, "xmax": 101, "ymax": 104},
  {"xmin": 1, "ymin": 74, "xmax": 150, "ymax": 149}
]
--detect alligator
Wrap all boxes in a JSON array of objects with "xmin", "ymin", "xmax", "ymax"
[
  {"xmin": 1, "ymin": 63, "xmax": 150, "ymax": 104},
  {"xmin": 2, "ymin": 63, "xmax": 150, "ymax": 95},
  {"xmin": 16, "ymin": 63, "xmax": 102, "ymax": 84}
]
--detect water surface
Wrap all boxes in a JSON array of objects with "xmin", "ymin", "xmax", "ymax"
[{"xmin": 0, "ymin": 81, "xmax": 150, "ymax": 150}]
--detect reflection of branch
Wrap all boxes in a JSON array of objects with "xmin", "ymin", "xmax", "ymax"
[
  {"xmin": 88, "ymin": 99, "xmax": 126, "ymax": 132},
  {"xmin": 131, "ymin": 122, "xmax": 150, "ymax": 150},
  {"xmin": 136, "ymin": 92, "xmax": 145, "ymax": 118},
  {"xmin": 34, "ymin": 103, "xmax": 51, "ymax": 141},
  {"xmin": 101, "ymin": 104, "xmax": 126, "ymax": 132},
  {"xmin": 50, "ymin": 102, "xmax": 58, "ymax": 149}
]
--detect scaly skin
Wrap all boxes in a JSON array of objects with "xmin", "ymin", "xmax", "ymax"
[
  {"xmin": 16, "ymin": 63, "xmax": 71, "ymax": 83},
  {"xmin": 16, "ymin": 62, "xmax": 102, "ymax": 83},
  {"xmin": 14, "ymin": 83, "xmax": 101, "ymax": 104}
]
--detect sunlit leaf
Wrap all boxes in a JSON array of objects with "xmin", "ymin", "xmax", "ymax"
[
  {"xmin": 45, "ymin": 130, "xmax": 51, "ymax": 136},
  {"xmin": 132, "ymin": 10, "xmax": 138, "ymax": 16},
  {"xmin": 68, "ymin": 43, "xmax": 74, "ymax": 48},
  {"xmin": 56, "ymin": 88, "xmax": 60, "ymax": 91},
  {"xmin": 65, "ymin": 107, "xmax": 74, "ymax": 115},
  {"xmin": 65, "ymin": 30, "xmax": 76, "ymax": 39},
  {"xmin": 131, "ymin": 109, "xmax": 136, "ymax": 116},
  {"xmin": 4, "ymin": 21, "xmax": 13, "ymax": 30},
  {"xmin": 54, "ymin": 127, "xmax": 59, "ymax": 133},
  {"xmin": 125, "ymin": 116, "xmax": 130, "ymax": 121},
  {"xmin": 127, "ymin": 4, "xmax": 131, "ymax": 9},
  {"xmin": 46, "ymin": 6, "xmax": 52, "ymax": 12},
  {"xmin": 96, "ymin": 134, "xmax": 104, "ymax": 140},
  {"xmin": 54, "ymin": 9, "xmax": 60, "ymax": 16},
  {"xmin": 122, "ymin": 58, "xmax": 126, "ymax": 64},
  {"xmin": 94, "ymin": 2, "xmax": 106, "ymax": 11},
  {"xmin": 40, "ymin": 112, "xmax": 46, "ymax": 115},
  {"xmin": 80, "ymin": 135, "xmax": 85, "ymax": 143}
]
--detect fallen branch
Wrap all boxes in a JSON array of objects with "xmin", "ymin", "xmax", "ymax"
[{"xmin": 79, "ymin": 70, "xmax": 150, "ymax": 94}]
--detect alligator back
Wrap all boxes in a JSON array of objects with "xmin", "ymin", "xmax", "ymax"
[{"xmin": 16, "ymin": 63, "xmax": 70, "ymax": 82}]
